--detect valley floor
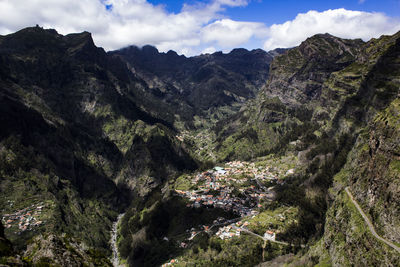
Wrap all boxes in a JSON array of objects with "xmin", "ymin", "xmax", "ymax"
[{"xmin": 159, "ymin": 155, "xmax": 302, "ymax": 266}]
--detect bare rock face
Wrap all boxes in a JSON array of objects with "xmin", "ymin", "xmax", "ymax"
[{"xmin": 262, "ymin": 33, "xmax": 364, "ymax": 106}]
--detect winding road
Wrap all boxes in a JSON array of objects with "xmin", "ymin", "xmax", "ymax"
[{"xmin": 345, "ymin": 187, "xmax": 400, "ymax": 253}]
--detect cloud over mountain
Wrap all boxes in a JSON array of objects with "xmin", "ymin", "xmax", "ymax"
[
  {"xmin": 0, "ymin": 1, "xmax": 398, "ymax": 55},
  {"xmin": 263, "ymin": 8, "xmax": 400, "ymax": 51}
]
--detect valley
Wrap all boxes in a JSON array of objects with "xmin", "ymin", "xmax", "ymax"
[
  {"xmin": 0, "ymin": 26, "xmax": 399, "ymax": 267},
  {"xmin": 111, "ymin": 213, "xmax": 126, "ymax": 267}
]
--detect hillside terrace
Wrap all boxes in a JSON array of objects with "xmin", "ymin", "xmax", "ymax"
[{"xmin": 1, "ymin": 202, "xmax": 48, "ymax": 234}]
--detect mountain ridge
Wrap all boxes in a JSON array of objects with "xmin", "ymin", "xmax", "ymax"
[{"xmin": 0, "ymin": 26, "xmax": 399, "ymax": 266}]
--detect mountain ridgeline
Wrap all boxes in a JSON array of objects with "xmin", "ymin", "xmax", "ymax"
[
  {"xmin": 0, "ymin": 26, "xmax": 399, "ymax": 266},
  {"xmin": 111, "ymin": 45, "xmax": 275, "ymax": 123}
]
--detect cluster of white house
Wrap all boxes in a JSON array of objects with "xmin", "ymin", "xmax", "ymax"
[{"xmin": 2, "ymin": 203, "xmax": 46, "ymax": 233}]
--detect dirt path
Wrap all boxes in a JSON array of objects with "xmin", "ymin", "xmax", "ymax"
[
  {"xmin": 345, "ymin": 187, "xmax": 400, "ymax": 253},
  {"xmin": 239, "ymin": 228, "xmax": 289, "ymax": 246}
]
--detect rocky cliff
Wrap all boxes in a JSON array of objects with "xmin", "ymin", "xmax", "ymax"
[
  {"xmin": 275, "ymin": 31, "xmax": 400, "ymax": 266},
  {"xmin": 0, "ymin": 26, "xmax": 197, "ymax": 265},
  {"xmin": 0, "ymin": 25, "xmax": 399, "ymax": 266},
  {"xmin": 111, "ymin": 45, "xmax": 278, "ymax": 129},
  {"xmin": 214, "ymin": 33, "xmax": 364, "ymax": 160}
]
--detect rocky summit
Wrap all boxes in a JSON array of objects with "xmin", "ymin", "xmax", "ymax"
[{"xmin": 0, "ymin": 26, "xmax": 399, "ymax": 267}]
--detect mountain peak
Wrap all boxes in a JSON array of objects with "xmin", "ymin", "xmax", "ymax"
[
  {"xmin": 0, "ymin": 26, "xmax": 61, "ymax": 53},
  {"xmin": 141, "ymin": 45, "xmax": 159, "ymax": 54}
]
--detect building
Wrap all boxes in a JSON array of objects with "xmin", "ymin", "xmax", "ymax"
[
  {"xmin": 264, "ymin": 230, "xmax": 276, "ymax": 241},
  {"xmin": 214, "ymin": 167, "xmax": 226, "ymax": 175}
]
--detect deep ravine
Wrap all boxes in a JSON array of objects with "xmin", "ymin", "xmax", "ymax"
[{"xmin": 111, "ymin": 213, "xmax": 125, "ymax": 267}]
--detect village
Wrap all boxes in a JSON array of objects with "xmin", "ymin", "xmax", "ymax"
[
  {"xmin": 173, "ymin": 160, "xmax": 296, "ymax": 242},
  {"xmin": 174, "ymin": 161, "xmax": 293, "ymax": 216},
  {"xmin": 162, "ymin": 160, "xmax": 293, "ymax": 267},
  {"xmin": 1, "ymin": 201, "xmax": 47, "ymax": 234}
]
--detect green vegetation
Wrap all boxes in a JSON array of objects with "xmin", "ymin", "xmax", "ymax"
[
  {"xmin": 175, "ymin": 235, "xmax": 266, "ymax": 266},
  {"xmin": 0, "ymin": 135, "xmax": 118, "ymax": 256},
  {"xmin": 321, "ymin": 190, "xmax": 400, "ymax": 266},
  {"xmin": 118, "ymin": 192, "xmax": 236, "ymax": 266},
  {"xmin": 174, "ymin": 174, "xmax": 194, "ymax": 191},
  {"xmin": 248, "ymin": 207, "xmax": 299, "ymax": 236},
  {"xmin": 101, "ymin": 116, "xmax": 136, "ymax": 154},
  {"xmin": 1, "ymin": 26, "xmax": 400, "ymax": 267}
]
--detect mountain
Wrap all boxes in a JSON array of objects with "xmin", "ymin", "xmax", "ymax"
[
  {"xmin": 213, "ymin": 33, "xmax": 363, "ymax": 161},
  {"xmin": 245, "ymin": 31, "xmax": 400, "ymax": 266},
  {"xmin": 0, "ymin": 25, "xmax": 399, "ymax": 266},
  {"xmin": 0, "ymin": 26, "xmax": 276, "ymax": 265},
  {"xmin": 295, "ymin": 31, "xmax": 400, "ymax": 266},
  {"xmin": 110, "ymin": 45, "xmax": 278, "ymax": 129},
  {"xmin": 114, "ymin": 31, "xmax": 400, "ymax": 266},
  {"xmin": 0, "ymin": 26, "xmax": 197, "ymax": 265}
]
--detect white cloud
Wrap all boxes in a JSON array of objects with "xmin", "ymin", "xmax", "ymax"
[
  {"xmin": 0, "ymin": 1, "xmax": 399, "ymax": 56},
  {"xmin": 263, "ymin": 8, "xmax": 400, "ymax": 51},
  {"xmin": 202, "ymin": 19, "xmax": 268, "ymax": 48},
  {"xmin": 0, "ymin": 0, "xmax": 258, "ymax": 55},
  {"xmin": 202, "ymin": 46, "xmax": 217, "ymax": 54},
  {"xmin": 214, "ymin": 0, "xmax": 249, "ymax": 7}
]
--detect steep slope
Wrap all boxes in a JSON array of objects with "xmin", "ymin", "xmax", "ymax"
[
  {"xmin": 269, "ymin": 32, "xmax": 400, "ymax": 266},
  {"xmin": 1, "ymin": 25, "xmax": 399, "ymax": 267},
  {"xmin": 0, "ymin": 26, "xmax": 197, "ymax": 265},
  {"xmin": 320, "ymin": 42, "xmax": 400, "ymax": 265},
  {"xmin": 212, "ymin": 31, "xmax": 400, "ymax": 266},
  {"xmin": 111, "ymin": 45, "xmax": 277, "ymax": 129},
  {"xmin": 291, "ymin": 96, "xmax": 400, "ymax": 267},
  {"xmin": 215, "ymin": 34, "xmax": 364, "ymax": 160}
]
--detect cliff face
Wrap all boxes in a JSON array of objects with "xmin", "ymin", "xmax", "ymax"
[
  {"xmin": 356, "ymin": 99, "xmax": 400, "ymax": 243},
  {"xmin": 263, "ymin": 33, "xmax": 364, "ymax": 106},
  {"xmin": 0, "ymin": 26, "xmax": 197, "ymax": 264},
  {"xmin": 317, "ymin": 32, "xmax": 400, "ymax": 266},
  {"xmin": 1, "ymin": 25, "xmax": 399, "ymax": 266},
  {"xmin": 281, "ymin": 32, "xmax": 400, "ymax": 267},
  {"xmin": 214, "ymin": 34, "xmax": 365, "ymax": 161},
  {"xmin": 111, "ymin": 45, "xmax": 278, "ymax": 128},
  {"xmin": 321, "ymin": 97, "xmax": 400, "ymax": 267}
]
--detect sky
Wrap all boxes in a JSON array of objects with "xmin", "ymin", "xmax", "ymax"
[{"xmin": 0, "ymin": 0, "xmax": 399, "ymax": 56}]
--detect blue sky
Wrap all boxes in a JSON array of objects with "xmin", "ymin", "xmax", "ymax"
[
  {"xmin": 148, "ymin": 0, "xmax": 400, "ymax": 24},
  {"xmin": 0, "ymin": 0, "xmax": 399, "ymax": 55}
]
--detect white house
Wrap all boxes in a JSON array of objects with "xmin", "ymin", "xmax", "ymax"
[
  {"xmin": 214, "ymin": 166, "xmax": 226, "ymax": 175},
  {"xmin": 264, "ymin": 230, "xmax": 276, "ymax": 241}
]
